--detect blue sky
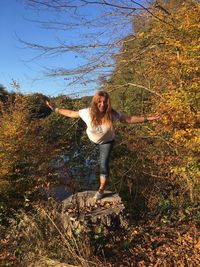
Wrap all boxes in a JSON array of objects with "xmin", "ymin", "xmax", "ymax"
[
  {"xmin": 1, "ymin": 0, "xmax": 85, "ymax": 97},
  {"xmin": 0, "ymin": 0, "xmax": 145, "ymax": 97}
]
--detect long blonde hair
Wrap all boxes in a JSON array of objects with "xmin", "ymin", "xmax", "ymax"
[{"xmin": 90, "ymin": 91, "xmax": 115, "ymax": 127}]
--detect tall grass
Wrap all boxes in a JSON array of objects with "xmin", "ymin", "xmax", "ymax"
[{"xmin": 7, "ymin": 201, "xmax": 104, "ymax": 267}]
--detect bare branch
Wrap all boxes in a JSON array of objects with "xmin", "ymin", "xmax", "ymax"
[
  {"xmin": 108, "ymin": 82, "xmax": 163, "ymax": 98},
  {"xmin": 81, "ymin": 0, "xmax": 138, "ymax": 11},
  {"xmin": 21, "ymin": 0, "xmax": 178, "ymax": 95}
]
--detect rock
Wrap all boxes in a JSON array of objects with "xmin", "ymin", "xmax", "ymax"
[{"xmin": 61, "ymin": 191, "xmax": 127, "ymax": 236}]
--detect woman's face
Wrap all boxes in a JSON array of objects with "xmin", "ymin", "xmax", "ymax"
[{"xmin": 97, "ymin": 96, "xmax": 107, "ymax": 113}]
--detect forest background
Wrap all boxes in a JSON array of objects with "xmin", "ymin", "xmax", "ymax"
[{"xmin": 0, "ymin": 0, "xmax": 199, "ymax": 266}]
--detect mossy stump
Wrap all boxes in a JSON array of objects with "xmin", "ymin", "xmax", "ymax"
[{"xmin": 61, "ymin": 191, "xmax": 127, "ymax": 236}]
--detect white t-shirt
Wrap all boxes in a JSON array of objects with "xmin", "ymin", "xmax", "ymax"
[{"xmin": 79, "ymin": 108, "xmax": 122, "ymax": 144}]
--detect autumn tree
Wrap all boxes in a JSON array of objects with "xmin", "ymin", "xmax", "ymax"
[
  {"xmin": 106, "ymin": 0, "xmax": 199, "ymax": 212},
  {"xmin": 0, "ymin": 92, "xmax": 89, "ymax": 223},
  {"xmin": 146, "ymin": 0, "xmax": 200, "ymax": 204}
]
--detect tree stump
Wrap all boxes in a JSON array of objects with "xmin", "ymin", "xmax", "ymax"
[{"xmin": 61, "ymin": 191, "xmax": 127, "ymax": 236}]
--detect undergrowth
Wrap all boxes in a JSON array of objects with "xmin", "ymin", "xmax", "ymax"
[{"xmin": 0, "ymin": 199, "xmax": 199, "ymax": 267}]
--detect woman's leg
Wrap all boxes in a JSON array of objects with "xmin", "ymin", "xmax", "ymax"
[{"xmin": 98, "ymin": 140, "xmax": 114, "ymax": 193}]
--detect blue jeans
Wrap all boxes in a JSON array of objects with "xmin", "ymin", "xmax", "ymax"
[{"xmin": 93, "ymin": 140, "xmax": 114, "ymax": 179}]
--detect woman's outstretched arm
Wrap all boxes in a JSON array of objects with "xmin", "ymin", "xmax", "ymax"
[
  {"xmin": 119, "ymin": 113, "xmax": 159, "ymax": 124},
  {"xmin": 46, "ymin": 101, "xmax": 80, "ymax": 118}
]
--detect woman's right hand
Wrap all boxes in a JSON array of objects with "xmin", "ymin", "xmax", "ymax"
[
  {"xmin": 45, "ymin": 101, "xmax": 80, "ymax": 118},
  {"xmin": 45, "ymin": 100, "xmax": 55, "ymax": 111}
]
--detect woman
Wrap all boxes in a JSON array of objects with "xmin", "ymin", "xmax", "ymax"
[{"xmin": 46, "ymin": 91, "xmax": 158, "ymax": 200}]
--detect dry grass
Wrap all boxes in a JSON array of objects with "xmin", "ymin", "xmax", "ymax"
[
  {"xmin": 0, "ymin": 201, "xmax": 104, "ymax": 267},
  {"xmin": 1, "ymin": 199, "xmax": 199, "ymax": 267}
]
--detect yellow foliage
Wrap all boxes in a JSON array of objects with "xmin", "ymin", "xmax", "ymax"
[{"xmin": 135, "ymin": 1, "xmax": 200, "ymax": 202}]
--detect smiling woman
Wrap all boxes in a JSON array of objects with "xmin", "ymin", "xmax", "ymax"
[
  {"xmin": 90, "ymin": 91, "xmax": 113, "ymax": 127},
  {"xmin": 46, "ymin": 90, "xmax": 159, "ymax": 200}
]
